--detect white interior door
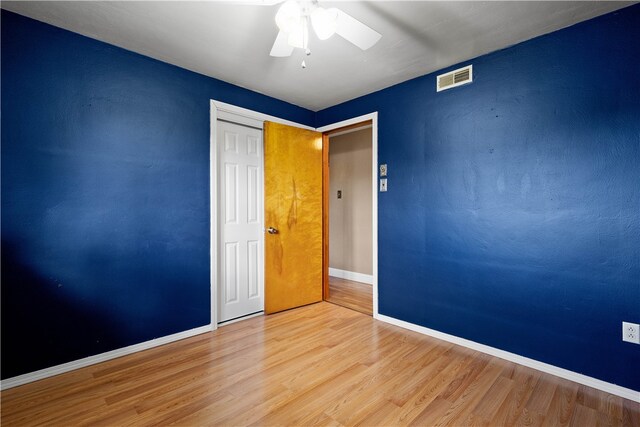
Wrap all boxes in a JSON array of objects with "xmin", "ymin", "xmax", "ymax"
[{"xmin": 217, "ymin": 120, "xmax": 264, "ymax": 322}]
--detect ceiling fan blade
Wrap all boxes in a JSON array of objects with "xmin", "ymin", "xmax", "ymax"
[
  {"xmin": 270, "ymin": 30, "xmax": 294, "ymax": 57},
  {"xmin": 333, "ymin": 9, "xmax": 381, "ymax": 51}
]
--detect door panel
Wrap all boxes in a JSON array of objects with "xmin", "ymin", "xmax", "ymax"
[
  {"xmin": 264, "ymin": 121, "xmax": 323, "ymax": 314},
  {"xmin": 218, "ymin": 120, "xmax": 264, "ymax": 322}
]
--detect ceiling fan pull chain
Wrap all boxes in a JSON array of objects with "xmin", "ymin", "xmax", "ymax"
[{"xmin": 302, "ymin": 15, "xmax": 310, "ymax": 69}]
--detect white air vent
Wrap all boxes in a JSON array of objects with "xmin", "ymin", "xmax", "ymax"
[{"xmin": 437, "ymin": 65, "xmax": 473, "ymax": 92}]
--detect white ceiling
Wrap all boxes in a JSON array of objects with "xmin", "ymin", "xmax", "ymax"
[{"xmin": 2, "ymin": 1, "xmax": 634, "ymax": 111}]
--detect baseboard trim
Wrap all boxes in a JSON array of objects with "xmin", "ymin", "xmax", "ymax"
[
  {"xmin": 0, "ymin": 324, "xmax": 213, "ymax": 391},
  {"xmin": 329, "ymin": 268, "xmax": 373, "ymax": 285},
  {"xmin": 374, "ymin": 313, "xmax": 640, "ymax": 402}
]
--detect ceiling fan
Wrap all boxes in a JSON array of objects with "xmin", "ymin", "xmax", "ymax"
[{"xmin": 268, "ymin": 0, "xmax": 382, "ymax": 67}]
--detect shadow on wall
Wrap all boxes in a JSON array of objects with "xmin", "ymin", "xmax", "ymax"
[{"xmin": 1, "ymin": 239, "xmax": 122, "ymax": 379}]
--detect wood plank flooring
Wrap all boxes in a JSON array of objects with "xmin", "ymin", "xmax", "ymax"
[
  {"xmin": 326, "ymin": 276, "xmax": 373, "ymax": 315},
  {"xmin": 2, "ymin": 302, "xmax": 638, "ymax": 426}
]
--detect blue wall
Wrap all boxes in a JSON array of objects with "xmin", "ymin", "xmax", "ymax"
[
  {"xmin": 1, "ymin": 10, "xmax": 314, "ymax": 379},
  {"xmin": 317, "ymin": 5, "xmax": 640, "ymax": 390}
]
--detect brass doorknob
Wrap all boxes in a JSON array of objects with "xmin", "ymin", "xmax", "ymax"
[{"xmin": 267, "ymin": 227, "xmax": 278, "ymax": 234}]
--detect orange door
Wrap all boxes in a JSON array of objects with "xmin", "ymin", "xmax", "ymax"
[{"xmin": 264, "ymin": 121, "xmax": 323, "ymax": 314}]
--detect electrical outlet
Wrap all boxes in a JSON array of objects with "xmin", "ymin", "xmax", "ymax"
[{"xmin": 622, "ymin": 322, "xmax": 640, "ymax": 344}]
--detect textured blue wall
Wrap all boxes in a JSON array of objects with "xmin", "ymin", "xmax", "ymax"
[
  {"xmin": 1, "ymin": 10, "xmax": 314, "ymax": 379},
  {"xmin": 318, "ymin": 6, "xmax": 640, "ymax": 390}
]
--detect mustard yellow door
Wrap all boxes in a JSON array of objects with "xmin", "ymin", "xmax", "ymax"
[{"xmin": 264, "ymin": 121, "xmax": 323, "ymax": 314}]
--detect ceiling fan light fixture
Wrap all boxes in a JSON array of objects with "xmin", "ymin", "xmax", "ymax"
[
  {"xmin": 275, "ymin": 0, "xmax": 301, "ymax": 33},
  {"xmin": 310, "ymin": 7, "xmax": 338, "ymax": 40},
  {"xmin": 270, "ymin": 1, "xmax": 381, "ymax": 60},
  {"xmin": 287, "ymin": 18, "xmax": 308, "ymax": 49}
]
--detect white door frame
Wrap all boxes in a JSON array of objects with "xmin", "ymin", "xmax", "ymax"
[
  {"xmin": 210, "ymin": 100, "xmax": 314, "ymax": 330},
  {"xmin": 211, "ymin": 101, "xmax": 379, "ymax": 327},
  {"xmin": 317, "ymin": 112, "xmax": 379, "ymax": 318}
]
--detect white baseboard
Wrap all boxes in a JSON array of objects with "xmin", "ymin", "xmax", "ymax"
[
  {"xmin": 374, "ymin": 313, "xmax": 640, "ymax": 403},
  {"xmin": 0, "ymin": 324, "xmax": 213, "ymax": 391},
  {"xmin": 329, "ymin": 268, "xmax": 373, "ymax": 285}
]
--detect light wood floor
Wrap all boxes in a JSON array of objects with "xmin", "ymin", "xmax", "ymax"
[
  {"xmin": 1, "ymin": 302, "xmax": 638, "ymax": 426},
  {"xmin": 326, "ymin": 276, "xmax": 373, "ymax": 315}
]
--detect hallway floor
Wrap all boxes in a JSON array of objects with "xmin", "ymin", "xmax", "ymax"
[{"xmin": 326, "ymin": 276, "xmax": 373, "ymax": 315}]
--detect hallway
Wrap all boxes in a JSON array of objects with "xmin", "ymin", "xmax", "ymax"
[{"xmin": 326, "ymin": 276, "xmax": 373, "ymax": 316}]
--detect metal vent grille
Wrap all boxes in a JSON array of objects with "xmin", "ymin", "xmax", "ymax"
[{"xmin": 437, "ymin": 65, "xmax": 473, "ymax": 92}]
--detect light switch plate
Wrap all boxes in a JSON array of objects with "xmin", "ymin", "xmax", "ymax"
[
  {"xmin": 380, "ymin": 164, "xmax": 387, "ymax": 177},
  {"xmin": 380, "ymin": 178, "xmax": 387, "ymax": 192}
]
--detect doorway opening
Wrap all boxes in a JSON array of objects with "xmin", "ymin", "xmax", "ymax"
[
  {"xmin": 211, "ymin": 101, "xmax": 378, "ymax": 328},
  {"xmin": 210, "ymin": 100, "xmax": 318, "ymax": 329},
  {"xmin": 322, "ymin": 120, "xmax": 374, "ymax": 316}
]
